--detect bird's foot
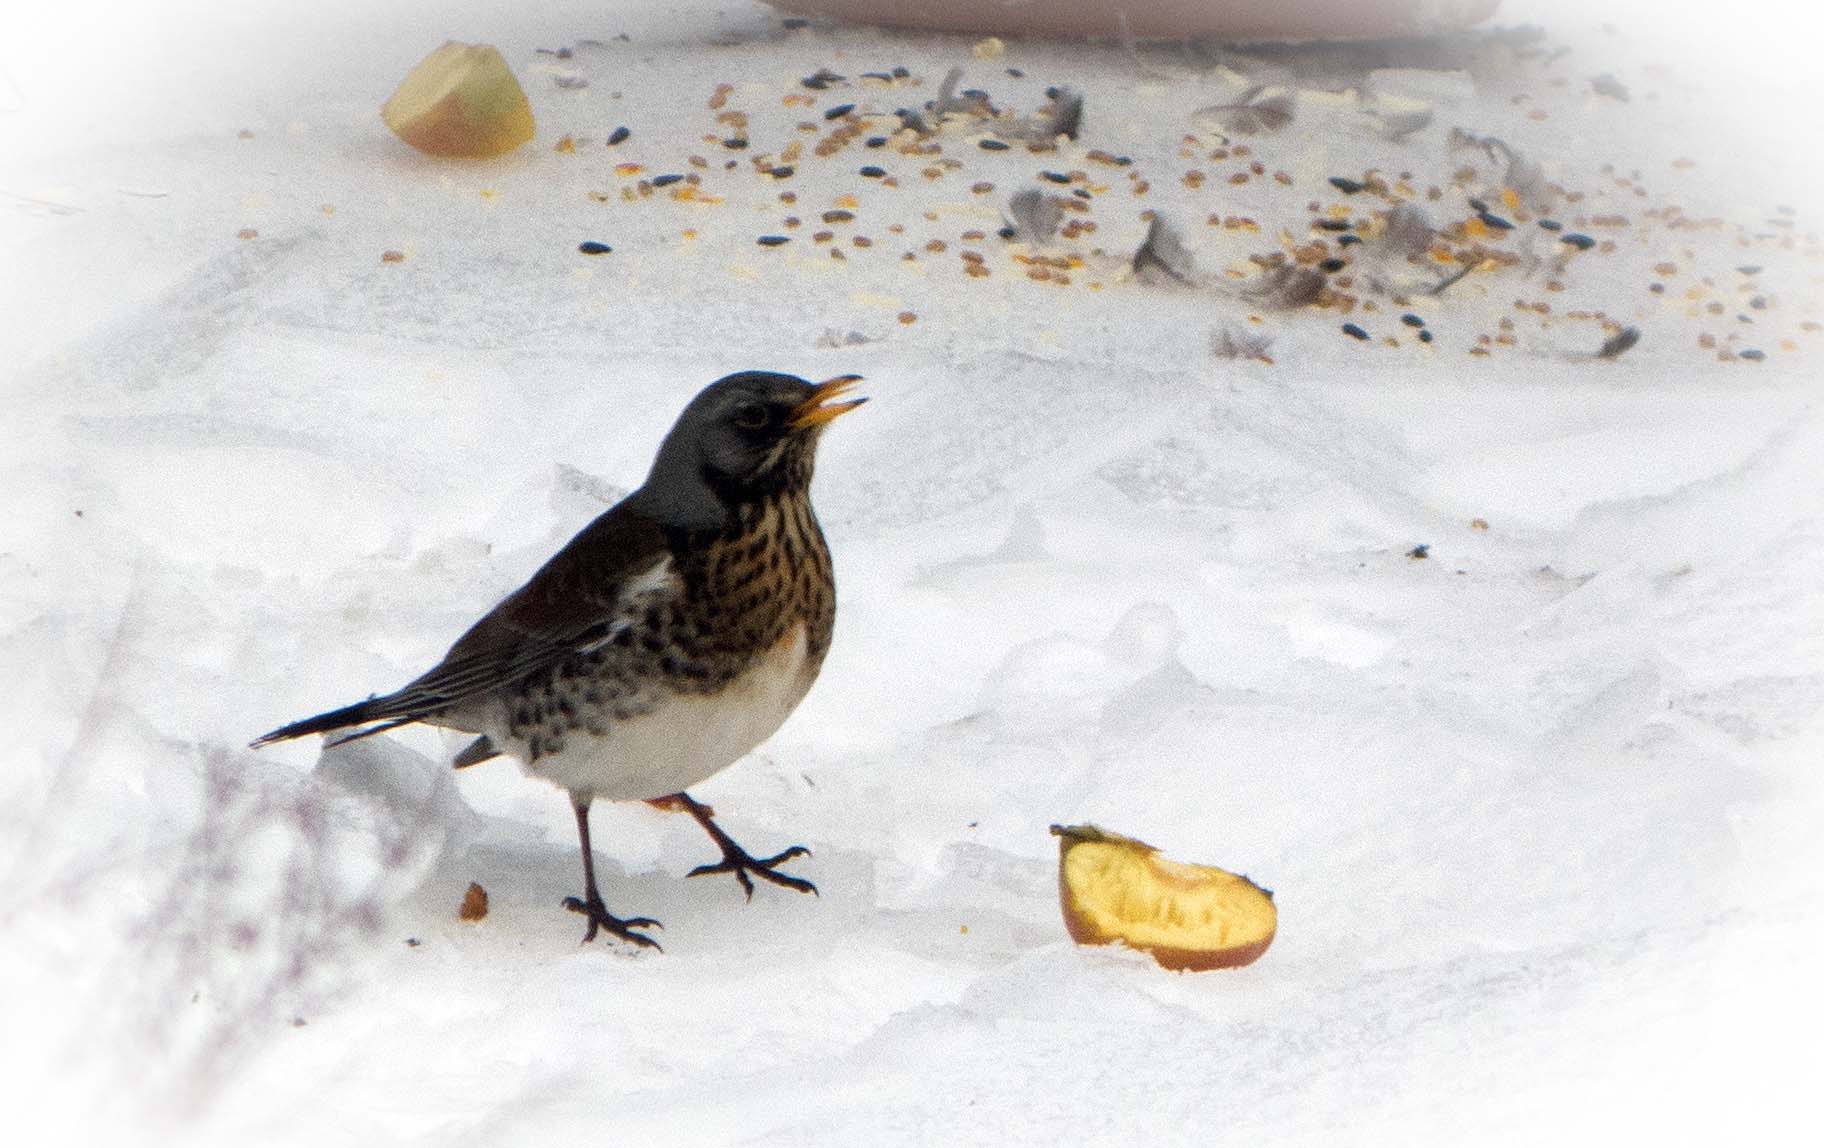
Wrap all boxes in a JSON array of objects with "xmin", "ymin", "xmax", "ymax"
[
  {"xmin": 652, "ymin": 791, "xmax": 818, "ymax": 901},
  {"xmin": 689, "ymin": 841, "xmax": 818, "ymax": 900},
  {"xmin": 562, "ymin": 892, "xmax": 663, "ymax": 950}
]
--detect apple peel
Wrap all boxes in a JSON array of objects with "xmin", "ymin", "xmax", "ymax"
[{"xmin": 1052, "ymin": 823, "xmax": 1276, "ymax": 971}]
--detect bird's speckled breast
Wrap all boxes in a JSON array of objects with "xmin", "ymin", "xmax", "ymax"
[
  {"xmin": 683, "ymin": 489, "xmax": 837, "ymax": 674},
  {"xmin": 493, "ymin": 490, "xmax": 835, "ymax": 797}
]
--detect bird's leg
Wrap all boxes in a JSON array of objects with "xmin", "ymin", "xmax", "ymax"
[
  {"xmin": 562, "ymin": 797, "xmax": 662, "ymax": 949},
  {"xmin": 649, "ymin": 791, "xmax": 817, "ymax": 900}
]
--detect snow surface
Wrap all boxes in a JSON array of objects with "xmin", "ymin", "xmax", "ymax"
[{"xmin": 3, "ymin": 1, "xmax": 1822, "ymax": 1144}]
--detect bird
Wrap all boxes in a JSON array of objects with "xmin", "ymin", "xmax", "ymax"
[{"xmin": 252, "ymin": 370, "xmax": 866, "ymax": 949}]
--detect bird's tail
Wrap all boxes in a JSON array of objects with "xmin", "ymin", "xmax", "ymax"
[{"xmin": 249, "ymin": 692, "xmax": 426, "ymax": 749}]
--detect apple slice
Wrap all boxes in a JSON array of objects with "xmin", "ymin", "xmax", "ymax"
[
  {"xmin": 382, "ymin": 41, "xmax": 535, "ymax": 158},
  {"xmin": 1052, "ymin": 823, "xmax": 1276, "ymax": 971}
]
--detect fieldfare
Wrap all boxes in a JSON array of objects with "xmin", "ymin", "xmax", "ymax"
[{"xmin": 253, "ymin": 370, "xmax": 865, "ymax": 949}]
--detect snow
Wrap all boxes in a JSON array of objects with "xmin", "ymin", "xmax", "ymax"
[{"xmin": 3, "ymin": 0, "xmax": 1822, "ymax": 1144}]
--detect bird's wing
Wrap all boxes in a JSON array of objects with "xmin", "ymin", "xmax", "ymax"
[{"xmin": 251, "ymin": 502, "xmax": 676, "ymax": 747}]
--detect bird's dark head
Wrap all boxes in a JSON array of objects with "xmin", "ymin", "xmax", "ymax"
[{"xmin": 633, "ymin": 371, "xmax": 865, "ymax": 530}]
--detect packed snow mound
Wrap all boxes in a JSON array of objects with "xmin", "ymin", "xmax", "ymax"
[{"xmin": 2, "ymin": 1, "xmax": 1819, "ymax": 1145}]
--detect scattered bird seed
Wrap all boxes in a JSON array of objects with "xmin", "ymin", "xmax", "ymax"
[
  {"xmin": 1419, "ymin": 329, "xmax": 1434, "ymax": 343},
  {"xmin": 1339, "ymin": 234, "xmax": 1363, "ymax": 246},
  {"xmin": 1597, "ymin": 327, "xmax": 1640, "ymax": 358},
  {"xmin": 607, "ymin": 126, "xmax": 630, "ymax": 146},
  {"xmin": 860, "ymin": 165, "xmax": 886, "ymax": 178},
  {"xmin": 979, "ymin": 139, "xmax": 1010, "ymax": 151},
  {"xmin": 1039, "ymin": 171, "xmax": 1071, "ymax": 184},
  {"xmin": 650, "ymin": 174, "xmax": 683, "ymax": 187},
  {"xmin": 1561, "ymin": 233, "xmax": 1596, "ymax": 250},
  {"xmin": 1451, "ymin": 130, "xmax": 1545, "ymax": 208},
  {"xmin": 1314, "ymin": 219, "xmax": 1352, "ymax": 232},
  {"xmin": 578, "ymin": 241, "xmax": 613, "ymax": 254},
  {"xmin": 756, "ymin": 235, "xmax": 790, "ymax": 247},
  {"xmin": 770, "ymin": 166, "xmax": 795, "ymax": 178},
  {"xmin": 1342, "ymin": 323, "xmax": 1370, "ymax": 340},
  {"xmin": 1006, "ymin": 67, "xmax": 1024, "ymax": 78},
  {"xmin": 892, "ymin": 66, "xmax": 910, "ymax": 78},
  {"xmin": 1537, "ymin": 218, "xmax": 1563, "ymax": 231},
  {"xmin": 724, "ymin": 137, "xmax": 748, "ymax": 149},
  {"xmin": 865, "ymin": 136, "xmax": 888, "ymax": 148},
  {"xmin": 1319, "ymin": 258, "xmax": 1347, "ymax": 273},
  {"xmin": 1407, "ymin": 544, "xmax": 1430, "ymax": 559},
  {"xmin": 825, "ymin": 103, "xmax": 856, "ymax": 120},
  {"xmin": 1401, "ymin": 313, "xmax": 1426, "ymax": 327},
  {"xmin": 1739, "ymin": 348, "xmax": 1766, "ymax": 361},
  {"xmin": 1476, "ymin": 211, "xmax": 1514, "ymax": 230},
  {"xmin": 802, "ymin": 69, "xmax": 844, "ymax": 90},
  {"xmin": 1330, "ymin": 177, "xmax": 1367, "ymax": 194}
]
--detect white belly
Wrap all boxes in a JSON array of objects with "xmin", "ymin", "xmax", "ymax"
[{"xmin": 504, "ymin": 625, "xmax": 817, "ymax": 801}]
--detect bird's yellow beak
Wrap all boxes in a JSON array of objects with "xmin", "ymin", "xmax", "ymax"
[{"xmin": 789, "ymin": 374, "xmax": 868, "ymax": 428}]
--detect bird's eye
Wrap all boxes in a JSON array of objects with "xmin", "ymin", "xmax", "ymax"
[{"xmin": 733, "ymin": 403, "xmax": 769, "ymax": 430}]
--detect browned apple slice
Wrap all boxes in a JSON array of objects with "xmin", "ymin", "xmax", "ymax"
[
  {"xmin": 1052, "ymin": 823, "xmax": 1276, "ymax": 971},
  {"xmin": 381, "ymin": 41, "xmax": 535, "ymax": 158}
]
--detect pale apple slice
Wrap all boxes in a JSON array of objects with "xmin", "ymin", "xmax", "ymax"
[
  {"xmin": 382, "ymin": 41, "xmax": 535, "ymax": 158},
  {"xmin": 1052, "ymin": 823, "xmax": 1276, "ymax": 971}
]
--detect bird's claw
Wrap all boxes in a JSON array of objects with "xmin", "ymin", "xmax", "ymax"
[
  {"xmin": 688, "ymin": 844, "xmax": 817, "ymax": 900},
  {"xmin": 563, "ymin": 894, "xmax": 664, "ymax": 950}
]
